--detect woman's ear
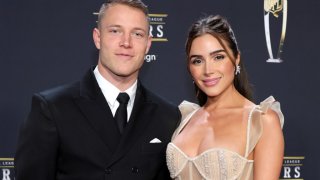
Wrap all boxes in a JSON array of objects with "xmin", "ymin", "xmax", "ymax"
[{"xmin": 236, "ymin": 53, "xmax": 241, "ymax": 66}]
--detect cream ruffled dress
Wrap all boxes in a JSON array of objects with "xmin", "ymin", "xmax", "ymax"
[{"xmin": 166, "ymin": 96, "xmax": 284, "ymax": 180}]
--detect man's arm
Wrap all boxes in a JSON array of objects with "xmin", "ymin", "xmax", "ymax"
[{"xmin": 15, "ymin": 94, "xmax": 59, "ymax": 180}]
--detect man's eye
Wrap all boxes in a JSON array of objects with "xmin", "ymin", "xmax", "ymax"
[
  {"xmin": 108, "ymin": 28, "xmax": 122, "ymax": 34},
  {"xmin": 109, "ymin": 29, "xmax": 119, "ymax": 33},
  {"xmin": 132, "ymin": 31, "xmax": 144, "ymax": 38}
]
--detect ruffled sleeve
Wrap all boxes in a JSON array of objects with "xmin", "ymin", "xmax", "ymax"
[
  {"xmin": 246, "ymin": 96, "xmax": 284, "ymax": 157},
  {"xmin": 258, "ymin": 96, "xmax": 284, "ymax": 128},
  {"xmin": 171, "ymin": 101, "xmax": 200, "ymax": 140},
  {"xmin": 178, "ymin": 101, "xmax": 200, "ymax": 120}
]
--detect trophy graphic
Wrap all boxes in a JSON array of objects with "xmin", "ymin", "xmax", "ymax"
[{"xmin": 264, "ymin": 0, "xmax": 288, "ymax": 63}]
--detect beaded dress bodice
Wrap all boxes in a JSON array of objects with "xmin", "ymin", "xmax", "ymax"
[{"xmin": 166, "ymin": 96, "xmax": 284, "ymax": 180}]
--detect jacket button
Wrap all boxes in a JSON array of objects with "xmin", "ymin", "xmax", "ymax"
[
  {"xmin": 131, "ymin": 167, "xmax": 139, "ymax": 173},
  {"xmin": 105, "ymin": 168, "xmax": 112, "ymax": 174}
]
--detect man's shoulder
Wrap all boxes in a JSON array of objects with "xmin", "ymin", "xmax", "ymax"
[
  {"xmin": 34, "ymin": 68, "xmax": 94, "ymax": 101},
  {"xmin": 36, "ymin": 81, "xmax": 80, "ymax": 102}
]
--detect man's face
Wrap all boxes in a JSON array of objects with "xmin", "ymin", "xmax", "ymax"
[{"xmin": 93, "ymin": 4, "xmax": 151, "ymax": 82}]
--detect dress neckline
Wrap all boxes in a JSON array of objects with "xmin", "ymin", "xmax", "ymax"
[
  {"xmin": 168, "ymin": 142, "xmax": 253, "ymax": 162},
  {"xmin": 171, "ymin": 104, "xmax": 258, "ymax": 159}
]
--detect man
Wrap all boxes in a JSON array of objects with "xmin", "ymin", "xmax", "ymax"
[{"xmin": 14, "ymin": 0, "xmax": 180, "ymax": 179}]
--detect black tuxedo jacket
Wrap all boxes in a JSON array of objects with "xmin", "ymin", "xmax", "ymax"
[{"xmin": 15, "ymin": 69, "xmax": 181, "ymax": 180}]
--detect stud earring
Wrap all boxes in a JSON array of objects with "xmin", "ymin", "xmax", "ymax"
[{"xmin": 235, "ymin": 65, "xmax": 241, "ymax": 75}]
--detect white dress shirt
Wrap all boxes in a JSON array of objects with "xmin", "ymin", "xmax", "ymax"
[{"xmin": 93, "ymin": 66, "xmax": 137, "ymax": 122}]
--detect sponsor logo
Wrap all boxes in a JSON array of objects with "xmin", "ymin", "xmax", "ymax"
[
  {"xmin": 144, "ymin": 54, "xmax": 157, "ymax": 62},
  {"xmin": 280, "ymin": 156, "xmax": 304, "ymax": 180},
  {"xmin": 0, "ymin": 158, "xmax": 14, "ymax": 180},
  {"xmin": 149, "ymin": 14, "xmax": 168, "ymax": 42}
]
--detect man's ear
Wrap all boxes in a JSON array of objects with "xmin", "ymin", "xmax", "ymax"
[
  {"xmin": 145, "ymin": 35, "xmax": 152, "ymax": 54},
  {"xmin": 93, "ymin": 28, "xmax": 101, "ymax": 50}
]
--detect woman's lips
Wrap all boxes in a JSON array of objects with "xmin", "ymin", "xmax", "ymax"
[{"xmin": 203, "ymin": 77, "xmax": 220, "ymax": 86}]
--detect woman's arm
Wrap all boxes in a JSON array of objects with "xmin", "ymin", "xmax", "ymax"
[{"xmin": 253, "ymin": 108, "xmax": 284, "ymax": 180}]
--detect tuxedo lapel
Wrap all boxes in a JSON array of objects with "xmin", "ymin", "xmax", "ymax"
[
  {"xmin": 107, "ymin": 82, "xmax": 157, "ymax": 166},
  {"xmin": 74, "ymin": 69, "xmax": 121, "ymax": 153}
]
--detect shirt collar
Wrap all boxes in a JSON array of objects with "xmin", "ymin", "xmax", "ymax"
[{"xmin": 93, "ymin": 66, "xmax": 137, "ymax": 108}]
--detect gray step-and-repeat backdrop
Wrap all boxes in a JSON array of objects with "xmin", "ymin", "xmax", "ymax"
[{"xmin": 1, "ymin": 0, "xmax": 319, "ymax": 179}]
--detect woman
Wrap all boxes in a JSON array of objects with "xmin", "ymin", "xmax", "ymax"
[{"xmin": 166, "ymin": 15, "xmax": 284, "ymax": 180}]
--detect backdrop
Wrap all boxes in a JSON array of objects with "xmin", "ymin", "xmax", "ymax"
[{"xmin": 1, "ymin": 0, "xmax": 319, "ymax": 179}]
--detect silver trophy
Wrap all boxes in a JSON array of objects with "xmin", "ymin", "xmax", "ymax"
[{"xmin": 264, "ymin": 0, "xmax": 288, "ymax": 63}]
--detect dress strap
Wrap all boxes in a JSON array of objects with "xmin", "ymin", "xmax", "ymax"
[
  {"xmin": 171, "ymin": 101, "xmax": 200, "ymax": 140},
  {"xmin": 244, "ymin": 105, "xmax": 258, "ymax": 158}
]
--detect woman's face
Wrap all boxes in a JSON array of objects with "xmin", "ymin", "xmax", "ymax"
[{"xmin": 188, "ymin": 34, "xmax": 238, "ymax": 99}]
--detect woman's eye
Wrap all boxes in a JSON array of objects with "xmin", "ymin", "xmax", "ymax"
[
  {"xmin": 191, "ymin": 58, "xmax": 202, "ymax": 65},
  {"xmin": 214, "ymin": 54, "xmax": 225, "ymax": 60}
]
